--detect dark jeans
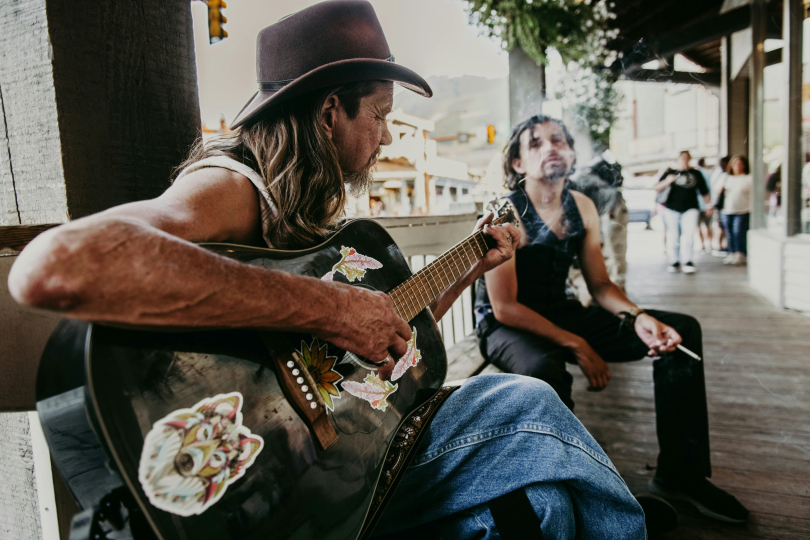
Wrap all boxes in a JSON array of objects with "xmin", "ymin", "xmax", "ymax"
[
  {"xmin": 723, "ymin": 213, "xmax": 749, "ymax": 255},
  {"xmin": 478, "ymin": 304, "xmax": 712, "ymax": 481}
]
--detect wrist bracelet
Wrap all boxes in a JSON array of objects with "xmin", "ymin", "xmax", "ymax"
[{"xmin": 617, "ymin": 308, "xmax": 645, "ymax": 333}]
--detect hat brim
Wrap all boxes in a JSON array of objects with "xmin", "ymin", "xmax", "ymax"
[{"xmin": 230, "ymin": 58, "xmax": 432, "ymax": 129}]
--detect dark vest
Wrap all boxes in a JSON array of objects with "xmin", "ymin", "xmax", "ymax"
[{"xmin": 475, "ymin": 184, "xmax": 586, "ymax": 325}]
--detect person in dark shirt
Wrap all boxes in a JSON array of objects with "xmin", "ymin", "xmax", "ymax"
[
  {"xmin": 654, "ymin": 151, "xmax": 711, "ymax": 273},
  {"xmin": 474, "ymin": 115, "xmax": 749, "ymax": 525}
]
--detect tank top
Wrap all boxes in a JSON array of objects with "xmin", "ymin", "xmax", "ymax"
[
  {"xmin": 475, "ymin": 183, "xmax": 587, "ymax": 319},
  {"xmin": 174, "ymin": 155, "xmax": 278, "ymax": 248}
]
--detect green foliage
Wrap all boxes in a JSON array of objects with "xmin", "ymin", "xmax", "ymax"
[
  {"xmin": 464, "ymin": 0, "xmax": 616, "ymax": 65},
  {"xmin": 558, "ymin": 66, "xmax": 621, "ymax": 150},
  {"xmin": 464, "ymin": 0, "xmax": 621, "ymax": 147}
]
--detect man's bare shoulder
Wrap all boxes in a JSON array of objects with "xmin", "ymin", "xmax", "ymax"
[
  {"xmin": 570, "ymin": 190, "xmax": 599, "ymax": 223},
  {"xmin": 172, "ymin": 165, "xmax": 254, "ymax": 191},
  {"xmin": 152, "ymin": 164, "xmax": 263, "ymax": 244}
]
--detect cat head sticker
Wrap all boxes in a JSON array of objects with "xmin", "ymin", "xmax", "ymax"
[{"xmin": 138, "ymin": 392, "xmax": 264, "ymax": 516}]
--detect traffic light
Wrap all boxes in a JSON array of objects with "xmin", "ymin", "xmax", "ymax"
[
  {"xmin": 207, "ymin": 0, "xmax": 228, "ymax": 44},
  {"xmin": 486, "ymin": 125, "xmax": 496, "ymax": 144}
]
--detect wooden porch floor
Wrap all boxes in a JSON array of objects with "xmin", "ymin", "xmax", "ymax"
[{"xmin": 571, "ymin": 225, "xmax": 810, "ymax": 539}]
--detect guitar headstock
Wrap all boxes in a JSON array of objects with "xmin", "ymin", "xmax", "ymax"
[{"xmin": 486, "ymin": 198, "xmax": 518, "ymax": 228}]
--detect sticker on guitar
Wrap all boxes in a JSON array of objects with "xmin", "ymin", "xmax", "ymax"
[
  {"xmin": 138, "ymin": 392, "xmax": 264, "ymax": 516},
  {"xmin": 342, "ymin": 327, "xmax": 421, "ymax": 410},
  {"xmin": 297, "ymin": 338, "xmax": 344, "ymax": 411},
  {"xmin": 321, "ymin": 246, "xmax": 382, "ymax": 282}
]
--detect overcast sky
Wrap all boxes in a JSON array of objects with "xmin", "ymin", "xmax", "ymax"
[{"xmin": 191, "ymin": 0, "xmax": 508, "ymax": 128}]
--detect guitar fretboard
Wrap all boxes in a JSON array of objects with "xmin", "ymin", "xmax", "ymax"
[{"xmin": 388, "ymin": 230, "xmax": 489, "ymax": 322}]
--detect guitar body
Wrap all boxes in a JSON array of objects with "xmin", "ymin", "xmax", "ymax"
[{"xmin": 40, "ymin": 220, "xmax": 448, "ymax": 540}]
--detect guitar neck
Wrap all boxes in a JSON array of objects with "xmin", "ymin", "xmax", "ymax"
[{"xmin": 388, "ymin": 230, "xmax": 489, "ymax": 322}]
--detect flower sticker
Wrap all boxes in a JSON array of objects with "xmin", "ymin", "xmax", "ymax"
[
  {"xmin": 321, "ymin": 246, "xmax": 382, "ymax": 282},
  {"xmin": 391, "ymin": 327, "xmax": 422, "ymax": 381},
  {"xmin": 138, "ymin": 392, "xmax": 264, "ymax": 516},
  {"xmin": 342, "ymin": 373, "xmax": 398, "ymax": 412},
  {"xmin": 297, "ymin": 338, "xmax": 343, "ymax": 411}
]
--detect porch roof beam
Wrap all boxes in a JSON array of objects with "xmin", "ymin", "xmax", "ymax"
[
  {"xmin": 613, "ymin": 5, "xmax": 750, "ymax": 75},
  {"xmin": 621, "ymin": 69, "xmax": 721, "ymax": 87}
]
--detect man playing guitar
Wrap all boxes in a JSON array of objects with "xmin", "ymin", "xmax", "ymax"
[{"xmin": 10, "ymin": 1, "xmax": 647, "ymax": 537}]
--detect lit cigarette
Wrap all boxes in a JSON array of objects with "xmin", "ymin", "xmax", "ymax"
[{"xmin": 676, "ymin": 344, "xmax": 702, "ymax": 361}]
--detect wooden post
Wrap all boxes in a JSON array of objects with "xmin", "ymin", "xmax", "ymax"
[
  {"xmin": 783, "ymin": 0, "xmax": 803, "ymax": 236},
  {"xmin": 509, "ymin": 47, "xmax": 545, "ymax": 126},
  {"xmin": 719, "ymin": 36, "xmax": 730, "ymax": 157},
  {"xmin": 0, "ymin": 1, "xmax": 201, "ymax": 537},
  {"xmin": 749, "ymin": 0, "xmax": 767, "ymax": 229}
]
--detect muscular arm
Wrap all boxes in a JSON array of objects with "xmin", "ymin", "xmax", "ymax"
[
  {"xmin": 484, "ymin": 240, "xmax": 610, "ymax": 390},
  {"xmin": 575, "ymin": 192, "xmax": 681, "ymax": 356},
  {"xmin": 8, "ymin": 168, "xmax": 411, "ymax": 363},
  {"xmin": 574, "ymin": 192, "xmax": 638, "ymax": 315}
]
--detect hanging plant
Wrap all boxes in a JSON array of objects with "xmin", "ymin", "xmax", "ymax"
[
  {"xmin": 557, "ymin": 65, "xmax": 621, "ymax": 150},
  {"xmin": 465, "ymin": 0, "xmax": 622, "ymax": 146},
  {"xmin": 464, "ymin": 0, "xmax": 619, "ymax": 65}
]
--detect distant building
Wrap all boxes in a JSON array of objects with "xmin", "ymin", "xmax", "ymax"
[
  {"xmin": 610, "ymin": 80, "xmax": 721, "ymax": 178},
  {"xmin": 357, "ymin": 109, "xmax": 474, "ymax": 217}
]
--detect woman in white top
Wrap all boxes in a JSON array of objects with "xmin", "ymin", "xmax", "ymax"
[{"xmin": 716, "ymin": 155, "xmax": 752, "ymax": 265}]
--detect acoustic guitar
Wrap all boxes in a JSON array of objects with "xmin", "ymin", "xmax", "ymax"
[{"xmin": 36, "ymin": 201, "xmax": 515, "ymax": 540}]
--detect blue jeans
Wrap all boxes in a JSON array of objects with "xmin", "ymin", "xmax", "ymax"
[
  {"xmin": 723, "ymin": 213, "xmax": 749, "ymax": 255},
  {"xmin": 661, "ymin": 207, "xmax": 699, "ymax": 265},
  {"xmin": 375, "ymin": 375, "xmax": 646, "ymax": 539}
]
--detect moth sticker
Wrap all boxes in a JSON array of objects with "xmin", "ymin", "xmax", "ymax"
[
  {"xmin": 342, "ymin": 372, "xmax": 399, "ymax": 412},
  {"xmin": 297, "ymin": 338, "xmax": 344, "ymax": 411},
  {"xmin": 138, "ymin": 392, "xmax": 264, "ymax": 516},
  {"xmin": 322, "ymin": 246, "xmax": 382, "ymax": 282},
  {"xmin": 391, "ymin": 327, "xmax": 422, "ymax": 381}
]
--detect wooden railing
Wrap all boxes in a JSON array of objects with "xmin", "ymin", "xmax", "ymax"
[{"xmin": 375, "ymin": 213, "xmax": 479, "ymax": 348}]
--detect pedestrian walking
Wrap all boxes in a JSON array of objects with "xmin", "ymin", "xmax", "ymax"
[
  {"xmin": 717, "ymin": 155, "xmax": 752, "ymax": 266},
  {"xmin": 654, "ymin": 151, "xmax": 712, "ymax": 274}
]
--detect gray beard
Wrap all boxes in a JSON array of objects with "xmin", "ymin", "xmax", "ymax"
[{"xmin": 344, "ymin": 168, "xmax": 374, "ymax": 198}]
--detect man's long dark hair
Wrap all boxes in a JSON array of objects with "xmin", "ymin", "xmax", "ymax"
[
  {"xmin": 503, "ymin": 115, "xmax": 576, "ymax": 190},
  {"xmin": 176, "ymin": 81, "xmax": 379, "ymax": 249}
]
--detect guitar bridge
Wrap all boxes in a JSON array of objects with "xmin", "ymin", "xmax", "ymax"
[{"xmin": 260, "ymin": 332, "xmax": 339, "ymax": 450}]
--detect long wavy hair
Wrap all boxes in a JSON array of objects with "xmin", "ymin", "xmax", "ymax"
[
  {"xmin": 503, "ymin": 115, "xmax": 576, "ymax": 190},
  {"xmin": 176, "ymin": 81, "xmax": 379, "ymax": 249},
  {"xmin": 726, "ymin": 155, "xmax": 750, "ymax": 175}
]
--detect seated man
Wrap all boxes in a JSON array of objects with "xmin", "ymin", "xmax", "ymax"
[
  {"xmin": 475, "ymin": 114, "xmax": 750, "ymax": 524},
  {"xmin": 9, "ymin": 2, "xmax": 647, "ymax": 538}
]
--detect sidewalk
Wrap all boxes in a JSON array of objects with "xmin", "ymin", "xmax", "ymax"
[{"xmin": 571, "ymin": 225, "xmax": 810, "ymax": 539}]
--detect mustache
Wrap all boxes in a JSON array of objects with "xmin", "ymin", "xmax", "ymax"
[{"xmin": 368, "ymin": 146, "xmax": 382, "ymax": 167}]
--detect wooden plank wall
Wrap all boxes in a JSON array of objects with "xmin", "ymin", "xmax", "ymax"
[
  {"xmin": 0, "ymin": 0, "xmax": 201, "ymax": 535},
  {"xmin": 0, "ymin": 0, "xmax": 68, "ymax": 226}
]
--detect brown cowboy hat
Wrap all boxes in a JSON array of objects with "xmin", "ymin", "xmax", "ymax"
[{"xmin": 230, "ymin": 0, "xmax": 432, "ymax": 129}]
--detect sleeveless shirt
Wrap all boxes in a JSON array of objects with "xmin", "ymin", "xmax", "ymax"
[
  {"xmin": 475, "ymin": 183, "xmax": 587, "ymax": 320},
  {"xmin": 174, "ymin": 155, "xmax": 278, "ymax": 248}
]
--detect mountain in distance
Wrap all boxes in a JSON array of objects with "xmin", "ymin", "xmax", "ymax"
[{"xmin": 393, "ymin": 75, "xmax": 509, "ymax": 140}]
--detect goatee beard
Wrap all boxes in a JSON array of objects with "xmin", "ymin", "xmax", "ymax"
[
  {"xmin": 344, "ymin": 168, "xmax": 374, "ymax": 197},
  {"xmin": 541, "ymin": 166, "xmax": 567, "ymax": 185},
  {"xmin": 344, "ymin": 147, "xmax": 381, "ymax": 197}
]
